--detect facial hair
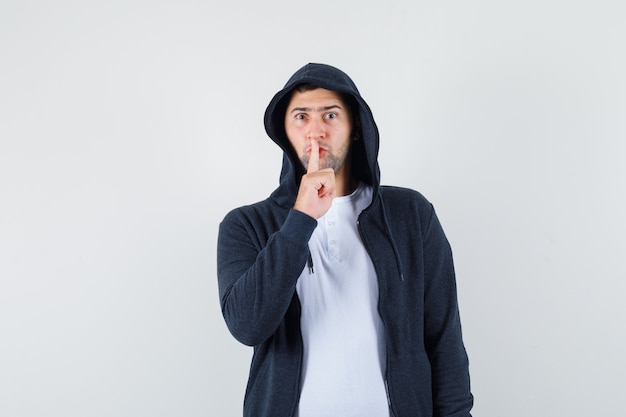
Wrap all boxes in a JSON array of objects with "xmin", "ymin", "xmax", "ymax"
[
  {"xmin": 300, "ymin": 141, "xmax": 350, "ymax": 174},
  {"xmin": 300, "ymin": 152, "xmax": 342, "ymax": 173}
]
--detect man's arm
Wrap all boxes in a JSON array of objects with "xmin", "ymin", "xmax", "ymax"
[
  {"xmin": 422, "ymin": 207, "xmax": 474, "ymax": 417},
  {"xmin": 218, "ymin": 141, "xmax": 335, "ymax": 346},
  {"xmin": 217, "ymin": 207, "xmax": 317, "ymax": 346}
]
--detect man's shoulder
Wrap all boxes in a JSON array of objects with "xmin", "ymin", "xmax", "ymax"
[
  {"xmin": 220, "ymin": 197, "xmax": 287, "ymax": 225},
  {"xmin": 377, "ymin": 185, "xmax": 436, "ymax": 226},
  {"xmin": 379, "ymin": 185, "xmax": 432, "ymax": 207}
]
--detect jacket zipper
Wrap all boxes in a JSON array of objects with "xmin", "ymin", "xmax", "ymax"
[
  {"xmin": 289, "ymin": 294, "xmax": 304, "ymax": 417},
  {"xmin": 357, "ymin": 215, "xmax": 398, "ymax": 417}
]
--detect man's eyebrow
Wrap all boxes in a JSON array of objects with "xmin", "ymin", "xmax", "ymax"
[{"xmin": 289, "ymin": 104, "xmax": 343, "ymax": 114}]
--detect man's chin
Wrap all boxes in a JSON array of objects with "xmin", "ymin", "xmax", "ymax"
[{"xmin": 300, "ymin": 155, "xmax": 342, "ymax": 174}]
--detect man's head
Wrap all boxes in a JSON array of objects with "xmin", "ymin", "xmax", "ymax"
[
  {"xmin": 264, "ymin": 63, "xmax": 377, "ymax": 188},
  {"xmin": 284, "ymin": 84, "xmax": 358, "ymax": 177}
]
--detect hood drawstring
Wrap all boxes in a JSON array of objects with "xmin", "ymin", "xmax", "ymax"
[
  {"xmin": 379, "ymin": 193, "xmax": 405, "ymax": 281},
  {"xmin": 307, "ymin": 249, "xmax": 314, "ymax": 274},
  {"xmin": 306, "ymin": 194, "xmax": 401, "ymax": 280}
]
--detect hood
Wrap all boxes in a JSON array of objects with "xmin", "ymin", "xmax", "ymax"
[{"xmin": 264, "ymin": 63, "xmax": 381, "ymax": 208}]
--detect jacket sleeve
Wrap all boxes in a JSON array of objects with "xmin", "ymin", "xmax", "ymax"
[
  {"xmin": 422, "ymin": 206, "xmax": 474, "ymax": 417},
  {"xmin": 217, "ymin": 208, "xmax": 317, "ymax": 346}
]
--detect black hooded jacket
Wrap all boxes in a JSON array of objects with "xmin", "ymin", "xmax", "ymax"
[{"xmin": 217, "ymin": 63, "xmax": 473, "ymax": 417}]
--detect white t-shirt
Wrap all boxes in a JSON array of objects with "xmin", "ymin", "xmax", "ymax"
[{"xmin": 295, "ymin": 183, "xmax": 389, "ymax": 417}]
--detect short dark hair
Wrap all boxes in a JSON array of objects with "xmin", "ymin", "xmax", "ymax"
[
  {"xmin": 292, "ymin": 83, "xmax": 320, "ymax": 94},
  {"xmin": 292, "ymin": 83, "xmax": 354, "ymax": 113}
]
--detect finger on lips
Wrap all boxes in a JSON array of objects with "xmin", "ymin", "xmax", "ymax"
[{"xmin": 307, "ymin": 139, "xmax": 319, "ymax": 174}]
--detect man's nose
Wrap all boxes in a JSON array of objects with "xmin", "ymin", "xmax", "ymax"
[{"xmin": 306, "ymin": 118, "xmax": 325, "ymax": 139}]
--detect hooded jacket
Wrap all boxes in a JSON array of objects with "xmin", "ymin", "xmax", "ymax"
[{"xmin": 217, "ymin": 63, "xmax": 473, "ymax": 417}]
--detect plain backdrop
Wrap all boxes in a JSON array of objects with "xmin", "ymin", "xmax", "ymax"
[{"xmin": 1, "ymin": 1, "xmax": 624, "ymax": 416}]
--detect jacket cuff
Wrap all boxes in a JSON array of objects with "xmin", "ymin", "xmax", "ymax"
[{"xmin": 279, "ymin": 209, "xmax": 318, "ymax": 243}]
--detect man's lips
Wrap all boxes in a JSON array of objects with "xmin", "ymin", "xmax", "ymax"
[{"xmin": 305, "ymin": 147, "xmax": 329, "ymax": 155}]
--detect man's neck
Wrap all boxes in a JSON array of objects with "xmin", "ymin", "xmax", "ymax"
[{"xmin": 335, "ymin": 172, "xmax": 358, "ymax": 197}]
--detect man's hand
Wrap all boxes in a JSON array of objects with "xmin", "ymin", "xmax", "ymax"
[{"xmin": 293, "ymin": 139, "xmax": 335, "ymax": 219}]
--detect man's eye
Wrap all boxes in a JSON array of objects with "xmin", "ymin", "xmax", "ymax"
[
  {"xmin": 295, "ymin": 114, "xmax": 306, "ymax": 120},
  {"xmin": 325, "ymin": 112, "xmax": 337, "ymax": 119}
]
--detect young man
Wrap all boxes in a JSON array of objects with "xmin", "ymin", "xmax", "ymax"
[{"xmin": 217, "ymin": 63, "xmax": 473, "ymax": 417}]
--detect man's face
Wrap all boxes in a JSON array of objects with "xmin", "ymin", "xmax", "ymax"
[{"xmin": 284, "ymin": 88, "xmax": 353, "ymax": 174}]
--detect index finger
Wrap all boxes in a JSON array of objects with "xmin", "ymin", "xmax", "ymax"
[{"xmin": 307, "ymin": 139, "xmax": 319, "ymax": 173}]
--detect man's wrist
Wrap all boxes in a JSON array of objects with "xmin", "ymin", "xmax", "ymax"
[{"xmin": 280, "ymin": 209, "xmax": 318, "ymax": 243}]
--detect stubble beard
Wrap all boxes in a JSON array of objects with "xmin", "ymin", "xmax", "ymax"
[
  {"xmin": 300, "ymin": 151, "xmax": 344, "ymax": 173},
  {"xmin": 300, "ymin": 140, "xmax": 351, "ymax": 174}
]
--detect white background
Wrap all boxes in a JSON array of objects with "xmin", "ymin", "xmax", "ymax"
[{"xmin": 1, "ymin": 1, "xmax": 624, "ymax": 416}]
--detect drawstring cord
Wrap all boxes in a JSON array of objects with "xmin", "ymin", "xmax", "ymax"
[
  {"xmin": 307, "ymin": 249, "xmax": 314, "ymax": 274},
  {"xmin": 305, "ymin": 192, "xmax": 403, "ymax": 281}
]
